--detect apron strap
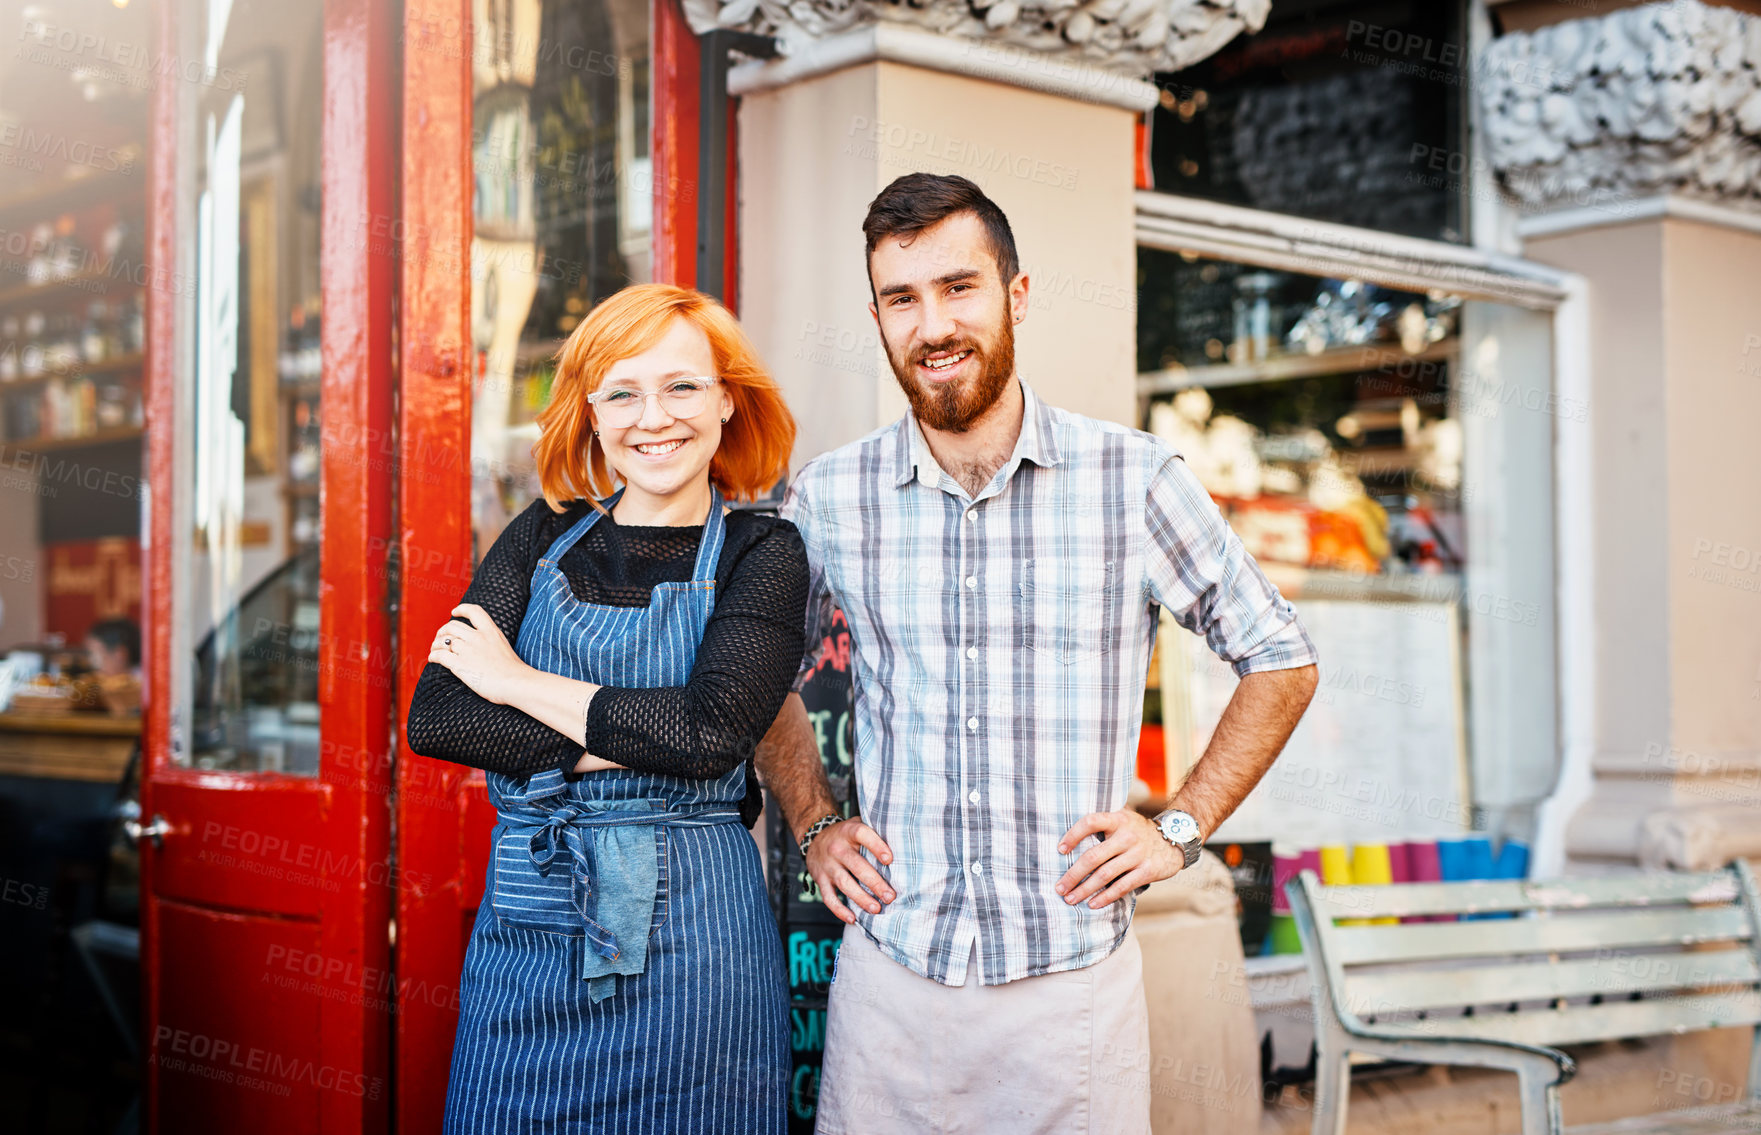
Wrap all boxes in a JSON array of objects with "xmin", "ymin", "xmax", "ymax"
[
  {"xmin": 542, "ymin": 485, "xmax": 724, "ymax": 577},
  {"xmin": 539, "ymin": 488, "xmax": 621, "ymax": 566},
  {"xmin": 690, "ymin": 485, "xmax": 728, "ymax": 583}
]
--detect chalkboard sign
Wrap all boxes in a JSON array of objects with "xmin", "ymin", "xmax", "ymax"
[{"xmin": 767, "ymin": 606, "xmax": 857, "ymax": 1133}]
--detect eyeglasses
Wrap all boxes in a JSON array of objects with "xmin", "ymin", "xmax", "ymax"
[{"xmin": 586, "ymin": 376, "xmax": 720, "ymax": 427}]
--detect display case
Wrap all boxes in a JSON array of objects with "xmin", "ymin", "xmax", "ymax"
[{"xmin": 1138, "ymin": 243, "xmax": 1560, "ymax": 962}]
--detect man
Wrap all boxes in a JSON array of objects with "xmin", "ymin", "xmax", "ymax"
[{"xmin": 757, "ymin": 173, "xmax": 1320, "ymax": 1133}]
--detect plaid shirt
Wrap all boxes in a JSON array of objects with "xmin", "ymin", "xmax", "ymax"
[{"xmin": 780, "ymin": 380, "xmax": 1318, "ymax": 986}]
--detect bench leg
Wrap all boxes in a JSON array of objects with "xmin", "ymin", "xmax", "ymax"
[
  {"xmin": 1515, "ymin": 1066, "xmax": 1563, "ymax": 1135},
  {"xmin": 1311, "ymin": 1021, "xmax": 1352, "ymax": 1135}
]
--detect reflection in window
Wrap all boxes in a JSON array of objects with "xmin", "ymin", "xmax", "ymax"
[
  {"xmin": 470, "ymin": 0, "xmax": 652, "ymax": 557},
  {"xmin": 1138, "ymin": 248, "xmax": 1463, "ymax": 586},
  {"xmin": 185, "ymin": 0, "xmax": 324, "ymax": 773}
]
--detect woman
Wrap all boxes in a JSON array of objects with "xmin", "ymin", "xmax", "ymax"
[{"xmin": 405, "ymin": 283, "xmax": 805, "ymax": 1134}]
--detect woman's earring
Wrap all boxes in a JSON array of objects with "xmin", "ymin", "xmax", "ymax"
[
  {"xmin": 593, "ymin": 430, "xmax": 599, "ymax": 437},
  {"xmin": 721, "ymin": 417, "xmax": 728, "ymax": 424}
]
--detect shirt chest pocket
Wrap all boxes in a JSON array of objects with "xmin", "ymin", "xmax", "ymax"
[{"xmin": 1017, "ymin": 558, "xmax": 1118, "ymax": 664}]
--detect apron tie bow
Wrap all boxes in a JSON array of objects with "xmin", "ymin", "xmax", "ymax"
[{"xmin": 528, "ymin": 803, "xmax": 623, "ymax": 963}]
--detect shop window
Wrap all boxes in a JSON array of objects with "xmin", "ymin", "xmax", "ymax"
[
  {"xmin": 1139, "ymin": 247, "xmax": 1559, "ymax": 946},
  {"xmin": 469, "ymin": 0, "xmax": 652, "ymax": 556},
  {"xmin": 181, "ymin": 0, "xmax": 325, "ymax": 773},
  {"xmin": 1148, "ymin": 0, "xmax": 1468, "ymax": 243}
]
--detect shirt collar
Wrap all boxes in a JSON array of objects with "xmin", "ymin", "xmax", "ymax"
[{"xmin": 892, "ymin": 378, "xmax": 1063, "ymax": 490}]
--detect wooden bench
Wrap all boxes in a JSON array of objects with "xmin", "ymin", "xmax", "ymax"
[{"xmin": 1286, "ymin": 860, "xmax": 1761, "ymax": 1135}]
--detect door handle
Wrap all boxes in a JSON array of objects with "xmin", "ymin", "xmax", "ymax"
[{"xmin": 120, "ymin": 801, "xmax": 172, "ymax": 849}]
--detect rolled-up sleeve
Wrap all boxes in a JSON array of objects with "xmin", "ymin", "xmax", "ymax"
[
  {"xmin": 1144, "ymin": 453, "xmax": 1319, "ymax": 677},
  {"xmin": 778, "ymin": 463, "xmax": 840, "ymax": 693}
]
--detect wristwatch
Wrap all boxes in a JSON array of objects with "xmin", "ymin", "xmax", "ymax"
[{"xmin": 1152, "ymin": 808, "xmax": 1203, "ymax": 870}]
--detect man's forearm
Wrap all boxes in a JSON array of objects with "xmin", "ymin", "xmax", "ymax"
[
  {"xmin": 1167, "ymin": 663, "xmax": 1318, "ymax": 838},
  {"xmin": 754, "ymin": 691, "xmax": 841, "ymax": 841}
]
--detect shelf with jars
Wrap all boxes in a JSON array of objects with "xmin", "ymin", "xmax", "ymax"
[
  {"xmin": 0, "ymin": 193, "xmax": 146, "ymax": 306},
  {"xmin": 0, "ymin": 299, "xmax": 147, "ymax": 448},
  {"xmin": 0, "ymin": 158, "xmax": 143, "ymax": 232},
  {"xmin": 0, "ymin": 191, "xmax": 148, "ymax": 452}
]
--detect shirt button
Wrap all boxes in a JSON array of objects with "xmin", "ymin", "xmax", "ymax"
[
  {"xmin": 971, "ymin": 861, "xmax": 984, "ymax": 875},
  {"xmin": 966, "ymin": 646, "xmax": 978, "ymax": 660},
  {"xmin": 965, "ymin": 575, "xmax": 977, "ymax": 589},
  {"xmin": 968, "ymin": 790, "xmax": 980, "ymax": 804},
  {"xmin": 966, "ymin": 717, "xmax": 979, "ymax": 731},
  {"xmin": 966, "ymin": 510, "xmax": 977, "ymax": 523}
]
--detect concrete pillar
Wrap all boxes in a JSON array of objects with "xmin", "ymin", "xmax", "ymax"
[
  {"xmin": 1526, "ymin": 214, "xmax": 1761, "ymax": 868},
  {"xmin": 734, "ymin": 44, "xmax": 1146, "ymax": 457},
  {"xmin": 1480, "ymin": 0, "xmax": 1761, "ymax": 868}
]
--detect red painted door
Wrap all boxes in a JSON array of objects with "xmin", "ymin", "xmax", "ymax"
[
  {"xmin": 139, "ymin": 1, "xmax": 396, "ymax": 1132},
  {"xmin": 391, "ymin": 1, "xmax": 712, "ymax": 1129}
]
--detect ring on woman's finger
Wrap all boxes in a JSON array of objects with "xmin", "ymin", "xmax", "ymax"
[{"xmin": 443, "ymin": 637, "xmax": 452, "ymax": 648}]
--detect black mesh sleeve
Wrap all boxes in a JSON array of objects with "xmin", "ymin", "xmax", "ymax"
[
  {"xmin": 583, "ymin": 520, "xmax": 808, "ymax": 780},
  {"xmin": 403, "ymin": 503, "xmax": 587, "ymax": 778}
]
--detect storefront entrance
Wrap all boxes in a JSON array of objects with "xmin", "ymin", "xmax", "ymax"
[
  {"xmin": 140, "ymin": 0, "xmax": 395, "ymax": 1130},
  {"xmin": 138, "ymin": 0, "xmax": 723, "ymax": 1130}
]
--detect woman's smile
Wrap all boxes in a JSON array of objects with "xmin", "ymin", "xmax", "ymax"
[{"xmin": 628, "ymin": 437, "xmax": 691, "ymax": 460}]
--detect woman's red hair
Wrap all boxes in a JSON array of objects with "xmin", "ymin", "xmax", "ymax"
[{"xmin": 533, "ymin": 283, "xmax": 796, "ymax": 514}]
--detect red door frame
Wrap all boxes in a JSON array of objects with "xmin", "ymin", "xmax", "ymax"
[
  {"xmin": 391, "ymin": 1, "xmax": 475, "ymax": 1130},
  {"xmin": 391, "ymin": 2, "xmax": 727, "ymax": 1130},
  {"xmin": 141, "ymin": 0, "xmax": 397, "ymax": 1130}
]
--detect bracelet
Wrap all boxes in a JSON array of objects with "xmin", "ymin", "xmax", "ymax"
[{"xmin": 797, "ymin": 812, "xmax": 842, "ymax": 859}]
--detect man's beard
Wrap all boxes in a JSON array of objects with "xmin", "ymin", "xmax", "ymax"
[{"xmin": 884, "ymin": 308, "xmax": 1015, "ymax": 434}]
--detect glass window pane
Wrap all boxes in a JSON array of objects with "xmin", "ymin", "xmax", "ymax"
[
  {"xmin": 469, "ymin": 0, "xmax": 652, "ymax": 556},
  {"xmin": 1141, "ymin": 249, "xmax": 1558, "ymax": 849},
  {"xmin": 1148, "ymin": 1, "xmax": 1466, "ymax": 242},
  {"xmin": 183, "ymin": 0, "xmax": 324, "ymax": 774}
]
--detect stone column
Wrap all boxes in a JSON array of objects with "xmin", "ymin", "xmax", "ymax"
[
  {"xmin": 1480, "ymin": 0, "xmax": 1761, "ymax": 870},
  {"xmin": 682, "ymin": 0, "xmax": 1270, "ymax": 454}
]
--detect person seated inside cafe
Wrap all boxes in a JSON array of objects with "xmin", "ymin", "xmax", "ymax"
[{"xmin": 82, "ymin": 617, "xmax": 142, "ymax": 714}]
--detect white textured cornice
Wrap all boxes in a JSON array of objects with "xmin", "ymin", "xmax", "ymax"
[
  {"xmin": 727, "ymin": 21, "xmax": 1159, "ymax": 111},
  {"xmin": 688, "ymin": 0, "xmax": 1267, "ymax": 80},
  {"xmin": 1480, "ymin": 0, "xmax": 1761, "ymax": 214}
]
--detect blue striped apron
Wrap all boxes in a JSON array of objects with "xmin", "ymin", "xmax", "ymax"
[{"xmin": 443, "ymin": 488, "xmax": 788, "ymax": 1134}]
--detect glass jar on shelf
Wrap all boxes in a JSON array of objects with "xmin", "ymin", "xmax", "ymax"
[
  {"xmin": 288, "ymin": 394, "xmax": 321, "ymax": 484},
  {"xmin": 95, "ymin": 377, "xmax": 131, "ymax": 429},
  {"xmin": 20, "ymin": 311, "xmax": 46, "ymax": 377},
  {"xmin": 81, "ymin": 300, "xmax": 109, "ymax": 363},
  {"xmin": 0, "ymin": 315, "xmax": 18, "ymax": 381}
]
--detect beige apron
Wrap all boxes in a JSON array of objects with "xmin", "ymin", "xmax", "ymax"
[{"xmin": 815, "ymin": 923, "xmax": 1152, "ymax": 1135}]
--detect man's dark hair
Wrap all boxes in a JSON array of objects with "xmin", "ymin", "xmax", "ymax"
[
  {"xmin": 862, "ymin": 173, "xmax": 1019, "ymax": 292},
  {"xmin": 87, "ymin": 617, "xmax": 141, "ymax": 668}
]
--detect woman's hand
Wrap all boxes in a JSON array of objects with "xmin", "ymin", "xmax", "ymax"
[{"xmin": 428, "ymin": 603, "xmax": 531, "ymax": 706}]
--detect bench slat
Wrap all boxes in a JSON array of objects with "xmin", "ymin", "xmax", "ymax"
[
  {"xmin": 1566, "ymin": 1102, "xmax": 1761, "ymax": 1135},
  {"xmin": 1332, "ymin": 906, "xmax": 1754, "ymax": 966},
  {"xmin": 1317, "ymin": 872, "xmax": 1739, "ymax": 920},
  {"xmin": 1344, "ymin": 949, "xmax": 1761, "ymax": 1013},
  {"xmin": 1364, "ymin": 990, "xmax": 1761, "ymax": 1049}
]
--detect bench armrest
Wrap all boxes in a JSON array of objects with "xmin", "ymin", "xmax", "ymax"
[{"xmin": 1331, "ymin": 1016, "xmax": 1577, "ymax": 1085}]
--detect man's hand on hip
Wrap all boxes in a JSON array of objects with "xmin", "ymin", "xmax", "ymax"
[
  {"xmin": 1054, "ymin": 810, "xmax": 1183, "ymax": 909},
  {"xmin": 807, "ymin": 819, "xmax": 896, "ymax": 925}
]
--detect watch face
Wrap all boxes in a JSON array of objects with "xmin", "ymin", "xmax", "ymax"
[{"xmin": 1161, "ymin": 812, "xmax": 1198, "ymax": 843}]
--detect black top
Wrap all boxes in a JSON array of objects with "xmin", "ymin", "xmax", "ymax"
[{"xmin": 403, "ymin": 497, "xmax": 809, "ymax": 828}]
